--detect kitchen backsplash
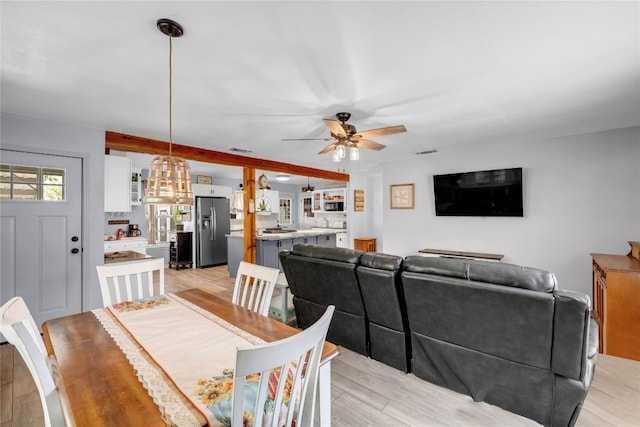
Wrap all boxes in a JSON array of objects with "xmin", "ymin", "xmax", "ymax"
[{"xmin": 300, "ymin": 212, "xmax": 347, "ymax": 229}]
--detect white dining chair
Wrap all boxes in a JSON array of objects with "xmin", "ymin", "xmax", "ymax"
[
  {"xmin": 96, "ymin": 257, "xmax": 165, "ymax": 306},
  {"xmin": 0, "ymin": 297, "xmax": 74, "ymax": 427},
  {"xmin": 232, "ymin": 305, "xmax": 335, "ymax": 427},
  {"xmin": 232, "ymin": 261, "xmax": 279, "ymax": 316}
]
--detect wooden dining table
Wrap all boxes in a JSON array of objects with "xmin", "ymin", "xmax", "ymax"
[{"xmin": 42, "ymin": 288, "xmax": 340, "ymax": 426}]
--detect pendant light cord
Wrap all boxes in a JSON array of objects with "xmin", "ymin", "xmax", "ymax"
[{"xmin": 169, "ymin": 34, "xmax": 173, "ymax": 156}]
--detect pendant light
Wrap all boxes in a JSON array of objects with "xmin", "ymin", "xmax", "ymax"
[
  {"xmin": 144, "ymin": 18, "xmax": 193, "ymax": 206},
  {"xmin": 302, "ymin": 177, "xmax": 315, "ymax": 193}
]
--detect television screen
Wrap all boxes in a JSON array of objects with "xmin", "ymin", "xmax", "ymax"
[{"xmin": 433, "ymin": 167, "xmax": 523, "ymax": 217}]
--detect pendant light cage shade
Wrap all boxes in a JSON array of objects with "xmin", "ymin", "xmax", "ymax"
[
  {"xmin": 143, "ymin": 18, "xmax": 193, "ymax": 206},
  {"xmin": 145, "ymin": 155, "xmax": 194, "ymax": 205}
]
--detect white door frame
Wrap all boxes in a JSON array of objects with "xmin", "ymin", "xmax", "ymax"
[{"xmin": 1, "ymin": 145, "xmax": 91, "ymax": 324}]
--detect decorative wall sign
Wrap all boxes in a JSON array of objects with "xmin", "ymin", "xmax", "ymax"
[
  {"xmin": 197, "ymin": 175, "xmax": 212, "ymax": 185},
  {"xmin": 354, "ymin": 189, "xmax": 365, "ymax": 211},
  {"xmin": 390, "ymin": 183, "xmax": 415, "ymax": 209}
]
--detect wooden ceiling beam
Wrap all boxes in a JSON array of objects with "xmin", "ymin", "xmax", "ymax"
[{"xmin": 106, "ymin": 131, "xmax": 350, "ymax": 182}]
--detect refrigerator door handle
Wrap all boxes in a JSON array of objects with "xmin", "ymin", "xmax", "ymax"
[
  {"xmin": 210, "ymin": 207, "xmax": 215, "ymax": 241},
  {"xmin": 213, "ymin": 207, "xmax": 217, "ymax": 240}
]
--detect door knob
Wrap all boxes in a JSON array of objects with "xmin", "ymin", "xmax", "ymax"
[{"xmin": 71, "ymin": 248, "xmax": 80, "ymax": 254}]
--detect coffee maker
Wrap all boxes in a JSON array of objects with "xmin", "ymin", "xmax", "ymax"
[{"xmin": 128, "ymin": 224, "xmax": 141, "ymax": 237}]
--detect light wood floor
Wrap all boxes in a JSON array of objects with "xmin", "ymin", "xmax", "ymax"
[{"xmin": 2, "ymin": 265, "xmax": 639, "ymax": 426}]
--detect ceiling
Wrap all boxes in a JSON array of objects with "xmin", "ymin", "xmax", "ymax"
[{"xmin": 2, "ymin": 1, "xmax": 638, "ymax": 185}]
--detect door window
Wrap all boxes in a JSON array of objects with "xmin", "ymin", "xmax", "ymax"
[
  {"xmin": 0, "ymin": 164, "xmax": 66, "ymax": 201},
  {"xmin": 279, "ymin": 198, "xmax": 292, "ymax": 225}
]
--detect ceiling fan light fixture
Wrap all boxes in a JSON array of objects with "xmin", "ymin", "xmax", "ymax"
[
  {"xmin": 336, "ymin": 144, "xmax": 346, "ymax": 159},
  {"xmin": 350, "ymin": 146, "xmax": 360, "ymax": 161},
  {"xmin": 332, "ymin": 148, "xmax": 341, "ymax": 162},
  {"xmin": 144, "ymin": 18, "xmax": 193, "ymax": 206}
]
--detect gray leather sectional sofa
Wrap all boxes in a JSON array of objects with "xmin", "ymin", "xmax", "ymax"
[{"xmin": 279, "ymin": 244, "xmax": 598, "ymax": 427}]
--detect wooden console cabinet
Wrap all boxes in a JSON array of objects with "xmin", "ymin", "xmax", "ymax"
[
  {"xmin": 354, "ymin": 238, "xmax": 376, "ymax": 252},
  {"xmin": 591, "ymin": 241, "xmax": 640, "ymax": 361},
  {"xmin": 169, "ymin": 232, "xmax": 193, "ymax": 270}
]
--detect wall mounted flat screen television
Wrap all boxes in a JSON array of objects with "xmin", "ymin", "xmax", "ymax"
[{"xmin": 433, "ymin": 167, "xmax": 523, "ymax": 217}]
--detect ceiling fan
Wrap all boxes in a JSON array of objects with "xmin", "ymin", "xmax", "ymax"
[{"xmin": 283, "ymin": 112, "xmax": 407, "ymax": 161}]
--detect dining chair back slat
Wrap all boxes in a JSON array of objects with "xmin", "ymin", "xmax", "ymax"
[
  {"xmin": 232, "ymin": 261, "xmax": 279, "ymax": 316},
  {"xmin": 232, "ymin": 305, "xmax": 334, "ymax": 427},
  {"xmin": 0, "ymin": 297, "xmax": 74, "ymax": 427},
  {"xmin": 96, "ymin": 257, "xmax": 165, "ymax": 306}
]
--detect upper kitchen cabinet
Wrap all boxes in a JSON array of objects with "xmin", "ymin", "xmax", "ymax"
[
  {"xmin": 256, "ymin": 189, "xmax": 279, "ymax": 215},
  {"xmin": 312, "ymin": 188, "xmax": 346, "ymax": 213},
  {"xmin": 192, "ymin": 183, "xmax": 232, "ymax": 199},
  {"xmin": 131, "ymin": 168, "xmax": 142, "ymax": 206},
  {"xmin": 104, "ymin": 155, "xmax": 131, "ymax": 212},
  {"xmin": 322, "ymin": 188, "xmax": 346, "ymax": 212}
]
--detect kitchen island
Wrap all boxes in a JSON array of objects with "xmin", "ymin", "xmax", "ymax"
[{"xmin": 227, "ymin": 228, "xmax": 345, "ymax": 277}]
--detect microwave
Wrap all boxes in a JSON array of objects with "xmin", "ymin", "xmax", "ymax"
[{"xmin": 324, "ymin": 201, "xmax": 344, "ymax": 211}]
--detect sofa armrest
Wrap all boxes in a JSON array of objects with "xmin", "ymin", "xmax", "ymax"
[{"xmin": 552, "ymin": 290, "xmax": 594, "ymax": 380}]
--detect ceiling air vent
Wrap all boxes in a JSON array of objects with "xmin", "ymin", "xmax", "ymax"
[
  {"xmin": 229, "ymin": 147, "xmax": 253, "ymax": 153},
  {"xmin": 415, "ymin": 149, "xmax": 438, "ymax": 155}
]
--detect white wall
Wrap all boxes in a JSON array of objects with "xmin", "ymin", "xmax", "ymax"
[
  {"xmin": 1, "ymin": 113, "xmax": 106, "ymax": 310},
  {"xmin": 381, "ymin": 126, "xmax": 640, "ymax": 296}
]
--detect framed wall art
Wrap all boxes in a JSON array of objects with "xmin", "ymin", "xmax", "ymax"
[
  {"xmin": 390, "ymin": 183, "xmax": 415, "ymax": 209},
  {"xmin": 197, "ymin": 175, "xmax": 213, "ymax": 185},
  {"xmin": 354, "ymin": 189, "xmax": 365, "ymax": 211}
]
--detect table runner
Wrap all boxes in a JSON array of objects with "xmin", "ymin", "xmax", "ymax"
[{"xmin": 93, "ymin": 294, "xmax": 266, "ymax": 426}]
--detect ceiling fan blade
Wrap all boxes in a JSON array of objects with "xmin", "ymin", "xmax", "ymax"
[
  {"xmin": 282, "ymin": 138, "xmax": 333, "ymax": 141},
  {"xmin": 354, "ymin": 125, "xmax": 407, "ymax": 140},
  {"xmin": 318, "ymin": 142, "xmax": 337, "ymax": 154},
  {"xmin": 357, "ymin": 139, "xmax": 386, "ymax": 151},
  {"xmin": 323, "ymin": 119, "xmax": 347, "ymax": 138}
]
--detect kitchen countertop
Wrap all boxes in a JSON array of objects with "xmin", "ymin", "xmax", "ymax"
[
  {"xmin": 226, "ymin": 228, "xmax": 347, "ymax": 240},
  {"xmin": 104, "ymin": 250, "xmax": 153, "ymax": 264}
]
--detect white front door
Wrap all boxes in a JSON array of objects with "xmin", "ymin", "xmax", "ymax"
[{"xmin": 0, "ymin": 149, "xmax": 83, "ymax": 331}]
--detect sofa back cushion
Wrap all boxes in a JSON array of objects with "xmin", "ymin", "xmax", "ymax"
[
  {"xmin": 357, "ymin": 253, "xmax": 406, "ymax": 330},
  {"xmin": 280, "ymin": 244, "xmax": 365, "ymax": 315},
  {"xmin": 404, "ymin": 256, "xmax": 558, "ymax": 293},
  {"xmin": 403, "ymin": 256, "xmax": 556, "ymax": 369}
]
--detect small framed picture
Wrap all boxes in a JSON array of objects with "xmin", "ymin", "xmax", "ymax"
[
  {"xmin": 390, "ymin": 183, "xmax": 415, "ymax": 209},
  {"xmin": 197, "ymin": 175, "xmax": 212, "ymax": 185},
  {"xmin": 354, "ymin": 189, "xmax": 365, "ymax": 211}
]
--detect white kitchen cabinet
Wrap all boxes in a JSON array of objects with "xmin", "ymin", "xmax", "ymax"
[
  {"xmin": 131, "ymin": 168, "xmax": 142, "ymax": 206},
  {"xmin": 336, "ymin": 232, "xmax": 348, "ymax": 248},
  {"xmin": 255, "ymin": 189, "xmax": 279, "ymax": 215},
  {"xmin": 104, "ymin": 155, "xmax": 131, "ymax": 212},
  {"xmin": 192, "ymin": 183, "xmax": 232, "ymax": 198},
  {"xmin": 311, "ymin": 188, "xmax": 346, "ymax": 213},
  {"xmin": 322, "ymin": 188, "xmax": 346, "ymax": 212},
  {"xmin": 104, "ymin": 237, "xmax": 147, "ymax": 254}
]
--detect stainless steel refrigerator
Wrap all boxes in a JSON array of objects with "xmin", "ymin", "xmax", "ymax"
[{"xmin": 196, "ymin": 196, "xmax": 230, "ymax": 267}]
